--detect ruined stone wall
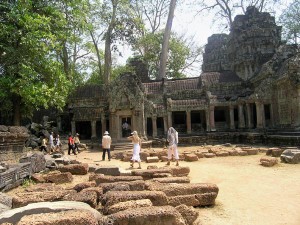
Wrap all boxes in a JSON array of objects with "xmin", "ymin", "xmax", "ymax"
[{"xmin": 0, "ymin": 126, "xmax": 30, "ymax": 163}]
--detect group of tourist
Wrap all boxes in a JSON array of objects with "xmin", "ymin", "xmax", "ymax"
[
  {"xmin": 40, "ymin": 132, "xmax": 62, "ymax": 154},
  {"xmin": 100, "ymin": 126, "xmax": 180, "ymax": 169},
  {"xmin": 40, "ymin": 127, "xmax": 180, "ymax": 168}
]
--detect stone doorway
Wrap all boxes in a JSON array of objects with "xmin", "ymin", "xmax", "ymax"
[{"xmin": 121, "ymin": 117, "xmax": 132, "ymax": 138}]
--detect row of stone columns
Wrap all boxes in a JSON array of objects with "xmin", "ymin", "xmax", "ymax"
[{"xmin": 149, "ymin": 101, "xmax": 270, "ymax": 137}]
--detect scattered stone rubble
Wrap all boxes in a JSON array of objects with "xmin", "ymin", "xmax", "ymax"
[{"xmin": 0, "ymin": 156, "xmax": 219, "ymax": 225}]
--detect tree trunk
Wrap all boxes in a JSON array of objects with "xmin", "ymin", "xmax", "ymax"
[
  {"xmin": 12, "ymin": 94, "xmax": 21, "ymax": 126},
  {"xmin": 90, "ymin": 31, "xmax": 102, "ymax": 79},
  {"xmin": 158, "ymin": 0, "xmax": 176, "ymax": 80},
  {"xmin": 104, "ymin": 0, "xmax": 118, "ymax": 85}
]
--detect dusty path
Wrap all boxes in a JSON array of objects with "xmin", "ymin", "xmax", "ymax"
[{"xmin": 72, "ymin": 146, "xmax": 300, "ymax": 225}]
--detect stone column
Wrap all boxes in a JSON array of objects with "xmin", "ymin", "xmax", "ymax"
[
  {"xmin": 91, "ymin": 120, "xmax": 97, "ymax": 139},
  {"xmin": 152, "ymin": 116, "xmax": 157, "ymax": 137},
  {"xmin": 186, "ymin": 110, "xmax": 191, "ymax": 134},
  {"xmin": 205, "ymin": 109, "xmax": 210, "ymax": 132},
  {"xmin": 229, "ymin": 105, "xmax": 235, "ymax": 130},
  {"xmin": 167, "ymin": 112, "xmax": 172, "ymax": 128},
  {"xmin": 71, "ymin": 121, "xmax": 76, "ymax": 135},
  {"xmin": 163, "ymin": 116, "xmax": 168, "ymax": 134},
  {"xmin": 209, "ymin": 106, "xmax": 216, "ymax": 131},
  {"xmin": 238, "ymin": 104, "xmax": 245, "ymax": 128},
  {"xmin": 101, "ymin": 115, "xmax": 106, "ymax": 135},
  {"xmin": 109, "ymin": 112, "xmax": 117, "ymax": 141},
  {"xmin": 246, "ymin": 103, "xmax": 253, "ymax": 129},
  {"xmin": 256, "ymin": 102, "xmax": 263, "ymax": 129},
  {"xmin": 269, "ymin": 104, "xmax": 274, "ymax": 128}
]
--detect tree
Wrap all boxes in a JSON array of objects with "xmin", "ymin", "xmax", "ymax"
[
  {"xmin": 159, "ymin": 0, "xmax": 177, "ymax": 80},
  {"xmin": 279, "ymin": 0, "xmax": 300, "ymax": 44},
  {"xmin": 0, "ymin": 0, "xmax": 70, "ymax": 125}
]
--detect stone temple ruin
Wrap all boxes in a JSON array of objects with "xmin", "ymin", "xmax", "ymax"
[{"xmin": 63, "ymin": 7, "xmax": 299, "ymax": 146}]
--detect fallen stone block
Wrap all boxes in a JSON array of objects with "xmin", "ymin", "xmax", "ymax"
[
  {"xmin": 95, "ymin": 175, "xmax": 143, "ymax": 185},
  {"xmin": 169, "ymin": 166, "xmax": 190, "ymax": 177},
  {"xmin": 73, "ymin": 181, "xmax": 96, "ymax": 192},
  {"xmin": 227, "ymin": 150, "xmax": 239, "ymax": 156},
  {"xmin": 105, "ymin": 206, "xmax": 186, "ymax": 225},
  {"xmin": 146, "ymin": 156, "xmax": 160, "ymax": 163},
  {"xmin": 12, "ymin": 190, "xmax": 77, "ymax": 208},
  {"xmin": 119, "ymin": 168, "xmax": 132, "ymax": 176},
  {"xmin": 238, "ymin": 151, "xmax": 248, "ymax": 156},
  {"xmin": 140, "ymin": 152, "xmax": 150, "ymax": 161},
  {"xmin": 194, "ymin": 152, "xmax": 204, "ymax": 158},
  {"xmin": 152, "ymin": 173, "xmax": 171, "ymax": 178},
  {"xmin": 184, "ymin": 154, "xmax": 198, "ymax": 161},
  {"xmin": 99, "ymin": 180, "xmax": 146, "ymax": 193},
  {"xmin": 89, "ymin": 173, "xmax": 104, "ymax": 181},
  {"xmin": 204, "ymin": 153, "xmax": 216, "ymax": 158},
  {"xmin": 0, "ymin": 193, "xmax": 12, "ymax": 208},
  {"xmin": 102, "ymin": 191, "xmax": 168, "ymax": 207},
  {"xmin": 0, "ymin": 203, "xmax": 10, "ymax": 214},
  {"xmin": 244, "ymin": 149, "xmax": 258, "ymax": 155},
  {"xmin": 168, "ymin": 192, "xmax": 218, "ymax": 207},
  {"xmin": 0, "ymin": 201, "xmax": 103, "ymax": 225},
  {"xmin": 80, "ymin": 187, "xmax": 103, "ymax": 202},
  {"xmin": 94, "ymin": 166, "xmax": 120, "ymax": 176},
  {"xmin": 160, "ymin": 156, "xmax": 169, "ymax": 162},
  {"xmin": 266, "ymin": 148, "xmax": 284, "ymax": 157},
  {"xmin": 147, "ymin": 165, "xmax": 158, "ymax": 169},
  {"xmin": 104, "ymin": 199, "xmax": 152, "ymax": 215},
  {"xmin": 63, "ymin": 190, "xmax": 98, "ymax": 208},
  {"xmin": 44, "ymin": 171, "xmax": 73, "ymax": 184},
  {"xmin": 17, "ymin": 209, "xmax": 98, "ymax": 225},
  {"xmin": 24, "ymin": 183, "xmax": 64, "ymax": 192},
  {"xmin": 260, "ymin": 157, "xmax": 278, "ymax": 167},
  {"xmin": 58, "ymin": 163, "xmax": 89, "ymax": 175},
  {"xmin": 153, "ymin": 177, "xmax": 190, "ymax": 183},
  {"xmin": 146, "ymin": 182, "xmax": 219, "ymax": 197},
  {"xmin": 30, "ymin": 173, "xmax": 45, "ymax": 183},
  {"xmin": 131, "ymin": 168, "xmax": 172, "ymax": 179},
  {"xmin": 175, "ymin": 204, "xmax": 199, "ymax": 225},
  {"xmin": 216, "ymin": 151, "xmax": 229, "ymax": 157},
  {"xmin": 281, "ymin": 149, "xmax": 300, "ymax": 164}
]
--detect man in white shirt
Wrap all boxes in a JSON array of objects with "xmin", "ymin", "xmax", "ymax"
[{"xmin": 102, "ymin": 131, "xmax": 112, "ymax": 161}]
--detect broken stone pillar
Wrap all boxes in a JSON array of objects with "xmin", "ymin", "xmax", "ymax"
[
  {"xmin": 152, "ymin": 116, "xmax": 157, "ymax": 137},
  {"xmin": 229, "ymin": 105, "xmax": 235, "ymax": 130}
]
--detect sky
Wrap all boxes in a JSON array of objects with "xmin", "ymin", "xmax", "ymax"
[{"xmin": 117, "ymin": 0, "xmax": 293, "ymax": 76}]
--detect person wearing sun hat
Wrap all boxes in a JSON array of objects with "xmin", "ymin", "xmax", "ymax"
[
  {"xmin": 127, "ymin": 130, "xmax": 142, "ymax": 169},
  {"xmin": 102, "ymin": 131, "xmax": 112, "ymax": 161}
]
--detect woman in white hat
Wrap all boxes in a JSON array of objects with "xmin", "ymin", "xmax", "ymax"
[
  {"xmin": 102, "ymin": 131, "xmax": 112, "ymax": 161},
  {"xmin": 127, "ymin": 131, "xmax": 142, "ymax": 169}
]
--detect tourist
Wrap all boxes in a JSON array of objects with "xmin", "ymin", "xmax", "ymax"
[
  {"xmin": 102, "ymin": 131, "xmax": 112, "ymax": 161},
  {"xmin": 68, "ymin": 134, "xmax": 76, "ymax": 155},
  {"xmin": 128, "ymin": 131, "xmax": 142, "ymax": 169},
  {"xmin": 74, "ymin": 133, "xmax": 81, "ymax": 153},
  {"xmin": 122, "ymin": 121, "xmax": 129, "ymax": 137},
  {"xmin": 54, "ymin": 134, "xmax": 62, "ymax": 153},
  {"xmin": 40, "ymin": 136, "xmax": 47, "ymax": 153},
  {"xmin": 49, "ymin": 132, "xmax": 55, "ymax": 153},
  {"xmin": 166, "ymin": 127, "xmax": 179, "ymax": 166}
]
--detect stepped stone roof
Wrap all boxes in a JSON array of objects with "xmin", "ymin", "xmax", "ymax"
[{"xmin": 200, "ymin": 71, "xmax": 242, "ymax": 86}]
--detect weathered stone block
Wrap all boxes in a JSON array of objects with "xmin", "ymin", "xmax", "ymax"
[
  {"xmin": 58, "ymin": 163, "xmax": 89, "ymax": 175},
  {"xmin": 184, "ymin": 154, "xmax": 198, "ymax": 161},
  {"xmin": 44, "ymin": 171, "xmax": 73, "ymax": 184},
  {"xmin": 244, "ymin": 149, "xmax": 258, "ymax": 155},
  {"xmin": 131, "ymin": 168, "xmax": 172, "ymax": 179},
  {"xmin": 17, "ymin": 210, "xmax": 99, "ymax": 225},
  {"xmin": 169, "ymin": 166, "xmax": 190, "ymax": 177},
  {"xmin": 100, "ymin": 180, "xmax": 146, "ymax": 193},
  {"xmin": 95, "ymin": 175, "xmax": 143, "ymax": 185},
  {"xmin": 73, "ymin": 181, "xmax": 96, "ymax": 192},
  {"xmin": 146, "ymin": 156, "xmax": 160, "ymax": 163},
  {"xmin": 102, "ymin": 191, "xmax": 168, "ymax": 207},
  {"xmin": 152, "ymin": 177, "xmax": 190, "ymax": 183},
  {"xmin": 63, "ymin": 191, "xmax": 98, "ymax": 208},
  {"xmin": 280, "ymin": 149, "xmax": 300, "ymax": 164},
  {"xmin": 168, "ymin": 192, "xmax": 218, "ymax": 207},
  {"xmin": 216, "ymin": 151, "xmax": 229, "ymax": 157},
  {"xmin": 30, "ymin": 173, "xmax": 45, "ymax": 183},
  {"xmin": 204, "ymin": 153, "xmax": 216, "ymax": 158},
  {"xmin": 104, "ymin": 199, "xmax": 152, "ymax": 215},
  {"xmin": 175, "ymin": 204, "xmax": 199, "ymax": 225},
  {"xmin": 94, "ymin": 166, "xmax": 120, "ymax": 176},
  {"xmin": 260, "ymin": 157, "xmax": 278, "ymax": 167},
  {"xmin": 24, "ymin": 183, "xmax": 64, "ymax": 192},
  {"xmin": 105, "ymin": 206, "xmax": 186, "ymax": 225},
  {"xmin": 12, "ymin": 190, "xmax": 77, "ymax": 208}
]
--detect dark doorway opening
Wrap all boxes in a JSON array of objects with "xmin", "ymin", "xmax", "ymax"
[
  {"xmin": 147, "ymin": 118, "xmax": 153, "ymax": 137},
  {"xmin": 173, "ymin": 111, "xmax": 186, "ymax": 133},
  {"xmin": 157, "ymin": 117, "xmax": 164, "ymax": 136},
  {"xmin": 75, "ymin": 121, "xmax": 91, "ymax": 139},
  {"xmin": 121, "ymin": 117, "xmax": 131, "ymax": 137}
]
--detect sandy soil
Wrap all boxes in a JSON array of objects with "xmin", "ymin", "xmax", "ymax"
[
  {"xmin": 74, "ymin": 146, "xmax": 300, "ymax": 225},
  {"xmin": 9, "ymin": 145, "xmax": 300, "ymax": 225}
]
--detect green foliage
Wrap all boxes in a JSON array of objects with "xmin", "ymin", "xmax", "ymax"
[
  {"xmin": 0, "ymin": 0, "xmax": 71, "ymax": 122},
  {"xmin": 279, "ymin": 0, "xmax": 300, "ymax": 44},
  {"xmin": 133, "ymin": 32, "xmax": 191, "ymax": 79},
  {"xmin": 22, "ymin": 178, "xmax": 35, "ymax": 188}
]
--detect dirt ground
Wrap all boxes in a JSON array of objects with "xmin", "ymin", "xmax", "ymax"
[
  {"xmin": 72, "ymin": 145, "xmax": 300, "ymax": 225},
  {"xmin": 8, "ymin": 145, "xmax": 300, "ymax": 225}
]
